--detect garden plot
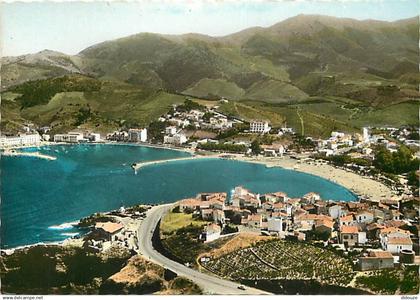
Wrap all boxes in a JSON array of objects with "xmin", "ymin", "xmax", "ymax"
[{"xmin": 202, "ymin": 239, "xmax": 355, "ymax": 286}]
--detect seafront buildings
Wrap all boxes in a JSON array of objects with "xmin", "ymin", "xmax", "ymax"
[
  {"xmin": 54, "ymin": 132, "xmax": 85, "ymax": 143},
  {"xmin": 0, "ymin": 133, "xmax": 41, "ymax": 148},
  {"xmin": 128, "ymin": 128, "xmax": 147, "ymax": 142}
]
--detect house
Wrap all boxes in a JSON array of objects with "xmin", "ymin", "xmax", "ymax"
[
  {"xmin": 261, "ymin": 144, "xmax": 285, "ymax": 157},
  {"xmin": 379, "ymin": 227, "xmax": 411, "ymax": 249},
  {"xmin": 247, "ymin": 214, "xmax": 262, "ymax": 228},
  {"xmin": 329, "ymin": 204, "xmax": 347, "ymax": 219},
  {"xmin": 389, "ymin": 210, "xmax": 403, "ymax": 221},
  {"xmin": 358, "ymin": 250, "xmax": 394, "ymax": 271},
  {"xmin": 179, "ymin": 198, "xmax": 202, "ymax": 212},
  {"xmin": 340, "ymin": 225, "xmax": 362, "ymax": 246},
  {"xmin": 384, "ymin": 237, "xmax": 413, "ymax": 254},
  {"xmin": 128, "ymin": 128, "xmax": 147, "ymax": 142},
  {"xmin": 212, "ymin": 209, "xmax": 225, "ymax": 224},
  {"xmin": 165, "ymin": 126, "xmax": 178, "ymax": 135},
  {"xmin": 232, "ymin": 187, "xmax": 260, "ymax": 209},
  {"xmin": 295, "ymin": 214, "xmax": 333, "ymax": 230},
  {"xmin": 249, "ymin": 121, "xmax": 271, "ymax": 134},
  {"xmin": 267, "ymin": 217, "xmax": 284, "ymax": 233},
  {"xmin": 94, "ymin": 222, "xmax": 124, "ymax": 241},
  {"xmin": 202, "ymin": 224, "xmax": 221, "ymax": 242},
  {"xmin": 89, "ymin": 133, "xmax": 101, "ymax": 142},
  {"xmin": 355, "ymin": 210, "xmax": 374, "ymax": 224},
  {"xmin": 302, "ymin": 192, "xmax": 321, "ymax": 203},
  {"xmin": 339, "ymin": 214, "xmax": 356, "ymax": 227},
  {"xmin": 201, "ymin": 208, "xmax": 214, "ymax": 221},
  {"xmin": 366, "ymin": 223, "xmax": 385, "ymax": 239},
  {"xmin": 314, "ymin": 219, "xmax": 334, "ymax": 236}
]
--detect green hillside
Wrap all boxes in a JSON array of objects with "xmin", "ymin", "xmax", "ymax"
[{"xmin": 1, "ymin": 14, "xmax": 418, "ymax": 136}]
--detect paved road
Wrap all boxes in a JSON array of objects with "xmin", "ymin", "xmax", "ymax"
[{"xmin": 136, "ymin": 204, "xmax": 270, "ymax": 295}]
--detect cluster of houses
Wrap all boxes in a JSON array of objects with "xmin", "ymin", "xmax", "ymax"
[
  {"xmin": 177, "ymin": 186, "xmax": 418, "ymax": 270},
  {"xmin": 156, "ymin": 104, "xmax": 243, "ymax": 146},
  {"xmin": 315, "ymin": 126, "xmax": 420, "ymax": 158},
  {"xmin": 160, "ymin": 105, "xmax": 240, "ymax": 131},
  {"xmin": 82, "ymin": 206, "xmax": 150, "ymax": 253}
]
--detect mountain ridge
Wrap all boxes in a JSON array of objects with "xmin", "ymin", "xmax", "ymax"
[{"xmin": 1, "ymin": 14, "xmax": 419, "ymax": 136}]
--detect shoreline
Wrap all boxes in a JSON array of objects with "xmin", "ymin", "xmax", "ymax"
[
  {"xmin": 228, "ymin": 154, "xmax": 396, "ymax": 201},
  {"xmin": 1, "ymin": 145, "xmax": 396, "ymax": 252}
]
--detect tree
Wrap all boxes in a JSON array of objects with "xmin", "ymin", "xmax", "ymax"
[{"xmin": 251, "ymin": 140, "xmax": 261, "ymax": 155}]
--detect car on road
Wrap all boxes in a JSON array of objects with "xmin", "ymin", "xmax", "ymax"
[{"xmin": 237, "ymin": 285, "xmax": 246, "ymax": 290}]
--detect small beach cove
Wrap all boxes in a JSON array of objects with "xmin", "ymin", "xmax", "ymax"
[{"xmin": 1, "ymin": 143, "xmax": 361, "ymax": 249}]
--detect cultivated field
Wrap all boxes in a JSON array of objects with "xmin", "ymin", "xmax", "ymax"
[{"xmin": 202, "ymin": 239, "xmax": 355, "ymax": 286}]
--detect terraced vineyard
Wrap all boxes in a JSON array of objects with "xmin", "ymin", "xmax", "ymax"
[{"xmin": 202, "ymin": 239, "xmax": 355, "ymax": 286}]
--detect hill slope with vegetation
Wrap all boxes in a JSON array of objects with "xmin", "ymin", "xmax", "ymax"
[{"xmin": 1, "ymin": 15, "xmax": 418, "ymax": 136}]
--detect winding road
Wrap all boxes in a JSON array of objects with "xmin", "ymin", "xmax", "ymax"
[{"xmin": 136, "ymin": 204, "xmax": 270, "ymax": 295}]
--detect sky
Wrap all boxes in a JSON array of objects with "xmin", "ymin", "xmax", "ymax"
[{"xmin": 1, "ymin": 0, "xmax": 418, "ymax": 56}]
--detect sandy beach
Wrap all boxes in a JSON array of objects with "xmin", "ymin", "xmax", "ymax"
[{"xmin": 230, "ymin": 155, "xmax": 396, "ymax": 201}]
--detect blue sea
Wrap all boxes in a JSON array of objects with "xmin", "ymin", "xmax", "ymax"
[{"xmin": 1, "ymin": 144, "xmax": 356, "ymax": 248}]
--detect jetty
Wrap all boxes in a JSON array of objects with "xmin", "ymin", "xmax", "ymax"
[
  {"xmin": 131, "ymin": 155, "xmax": 220, "ymax": 171},
  {"xmin": 2, "ymin": 150, "xmax": 57, "ymax": 160}
]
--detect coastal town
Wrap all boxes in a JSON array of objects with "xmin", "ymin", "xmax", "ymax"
[
  {"xmin": 1, "ymin": 98, "xmax": 419, "ymax": 295},
  {"xmin": 1, "ymin": 98, "xmax": 418, "ymax": 200},
  {"xmin": 1, "ymin": 1, "xmax": 419, "ymax": 296}
]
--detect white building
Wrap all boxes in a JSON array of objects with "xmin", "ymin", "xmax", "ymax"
[
  {"xmin": 329, "ymin": 205, "xmax": 346, "ymax": 219},
  {"xmin": 362, "ymin": 127, "xmax": 370, "ymax": 143},
  {"xmin": 202, "ymin": 224, "xmax": 221, "ymax": 242},
  {"xmin": 128, "ymin": 128, "xmax": 147, "ymax": 142},
  {"xmin": 355, "ymin": 211, "xmax": 374, "ymax": 224},
  {"xmin": 384, "ymin": 237, "xmax": 413, "ymax": 254},
  {"xmin": 89, "ymin": 133, "xmax": 101, "ymax": 142},
  {"xmin": 268, "ymin": 217, "xmax": 283, "ymax": 233},
  {"xmin": 250, "ymin": 121, "xmax": 271, "ymax": 134},
  {"xmin": 54, "ymin": 132, "xmax": 84, "ymax": 143},
  {"xmin": 0, "ymin": 133, "xmax": 41, "ymax": 148},
  {"xmin": 164, "ymin": 133, "xmax": 187, "ymax": 145},
  {"xmin": 165, "ymin": 126, "xmax": 178, "ymax": 135}
]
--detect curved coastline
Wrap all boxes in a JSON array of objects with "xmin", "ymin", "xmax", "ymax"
[
  {"xmin": 4, "ymin": 141, "xmax": 393, "ymax": 200},
  {"xmin": 1, "ymin": 143, "xmax": 393, "ymax": 250}
]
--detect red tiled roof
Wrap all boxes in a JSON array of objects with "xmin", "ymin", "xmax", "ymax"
[
  {"xmin": 369, "ymin": 251, "xmax": 393, "ymax": 258},
  {"xmin": 339, "ymin": 215, "xmax": 354, "ymax": 222},
  {"xmin": 380, "ymin": 227, "xmax": 410, "ymax": 236},
  {"xmin": 296, "ymin": 214, "xmax": 332, "ymax": 222},
  {"xmin": 387, "ymin": 237, "xmax": 412, "ymax": 245},
  {"xmin": 95, "ymin": 222, "xmax": 124, "ymax": 234},
  {"xmin": 315, "ymin": 219, "xmax": 334, "ymax": 229},
  {"xmin": 340, "ymin": 225, "xmax": 359, "ymax": 234},
  {"xmin": 179, "ymin": 198, "xmax": 202, "ymax": 206}
]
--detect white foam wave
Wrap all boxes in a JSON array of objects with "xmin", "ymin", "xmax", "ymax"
[
  {"xmin": 48, "ymin": 221, "xmax": 78, "ymax": 230},
  {"xmin": 60, "ymin": 232, "xmax": 79, "ymax": 237}
]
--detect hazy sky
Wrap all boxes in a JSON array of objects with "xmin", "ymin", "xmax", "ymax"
[{"xmin": 1, "ymin": 0, "xmax": 418, "ymax": 56}]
